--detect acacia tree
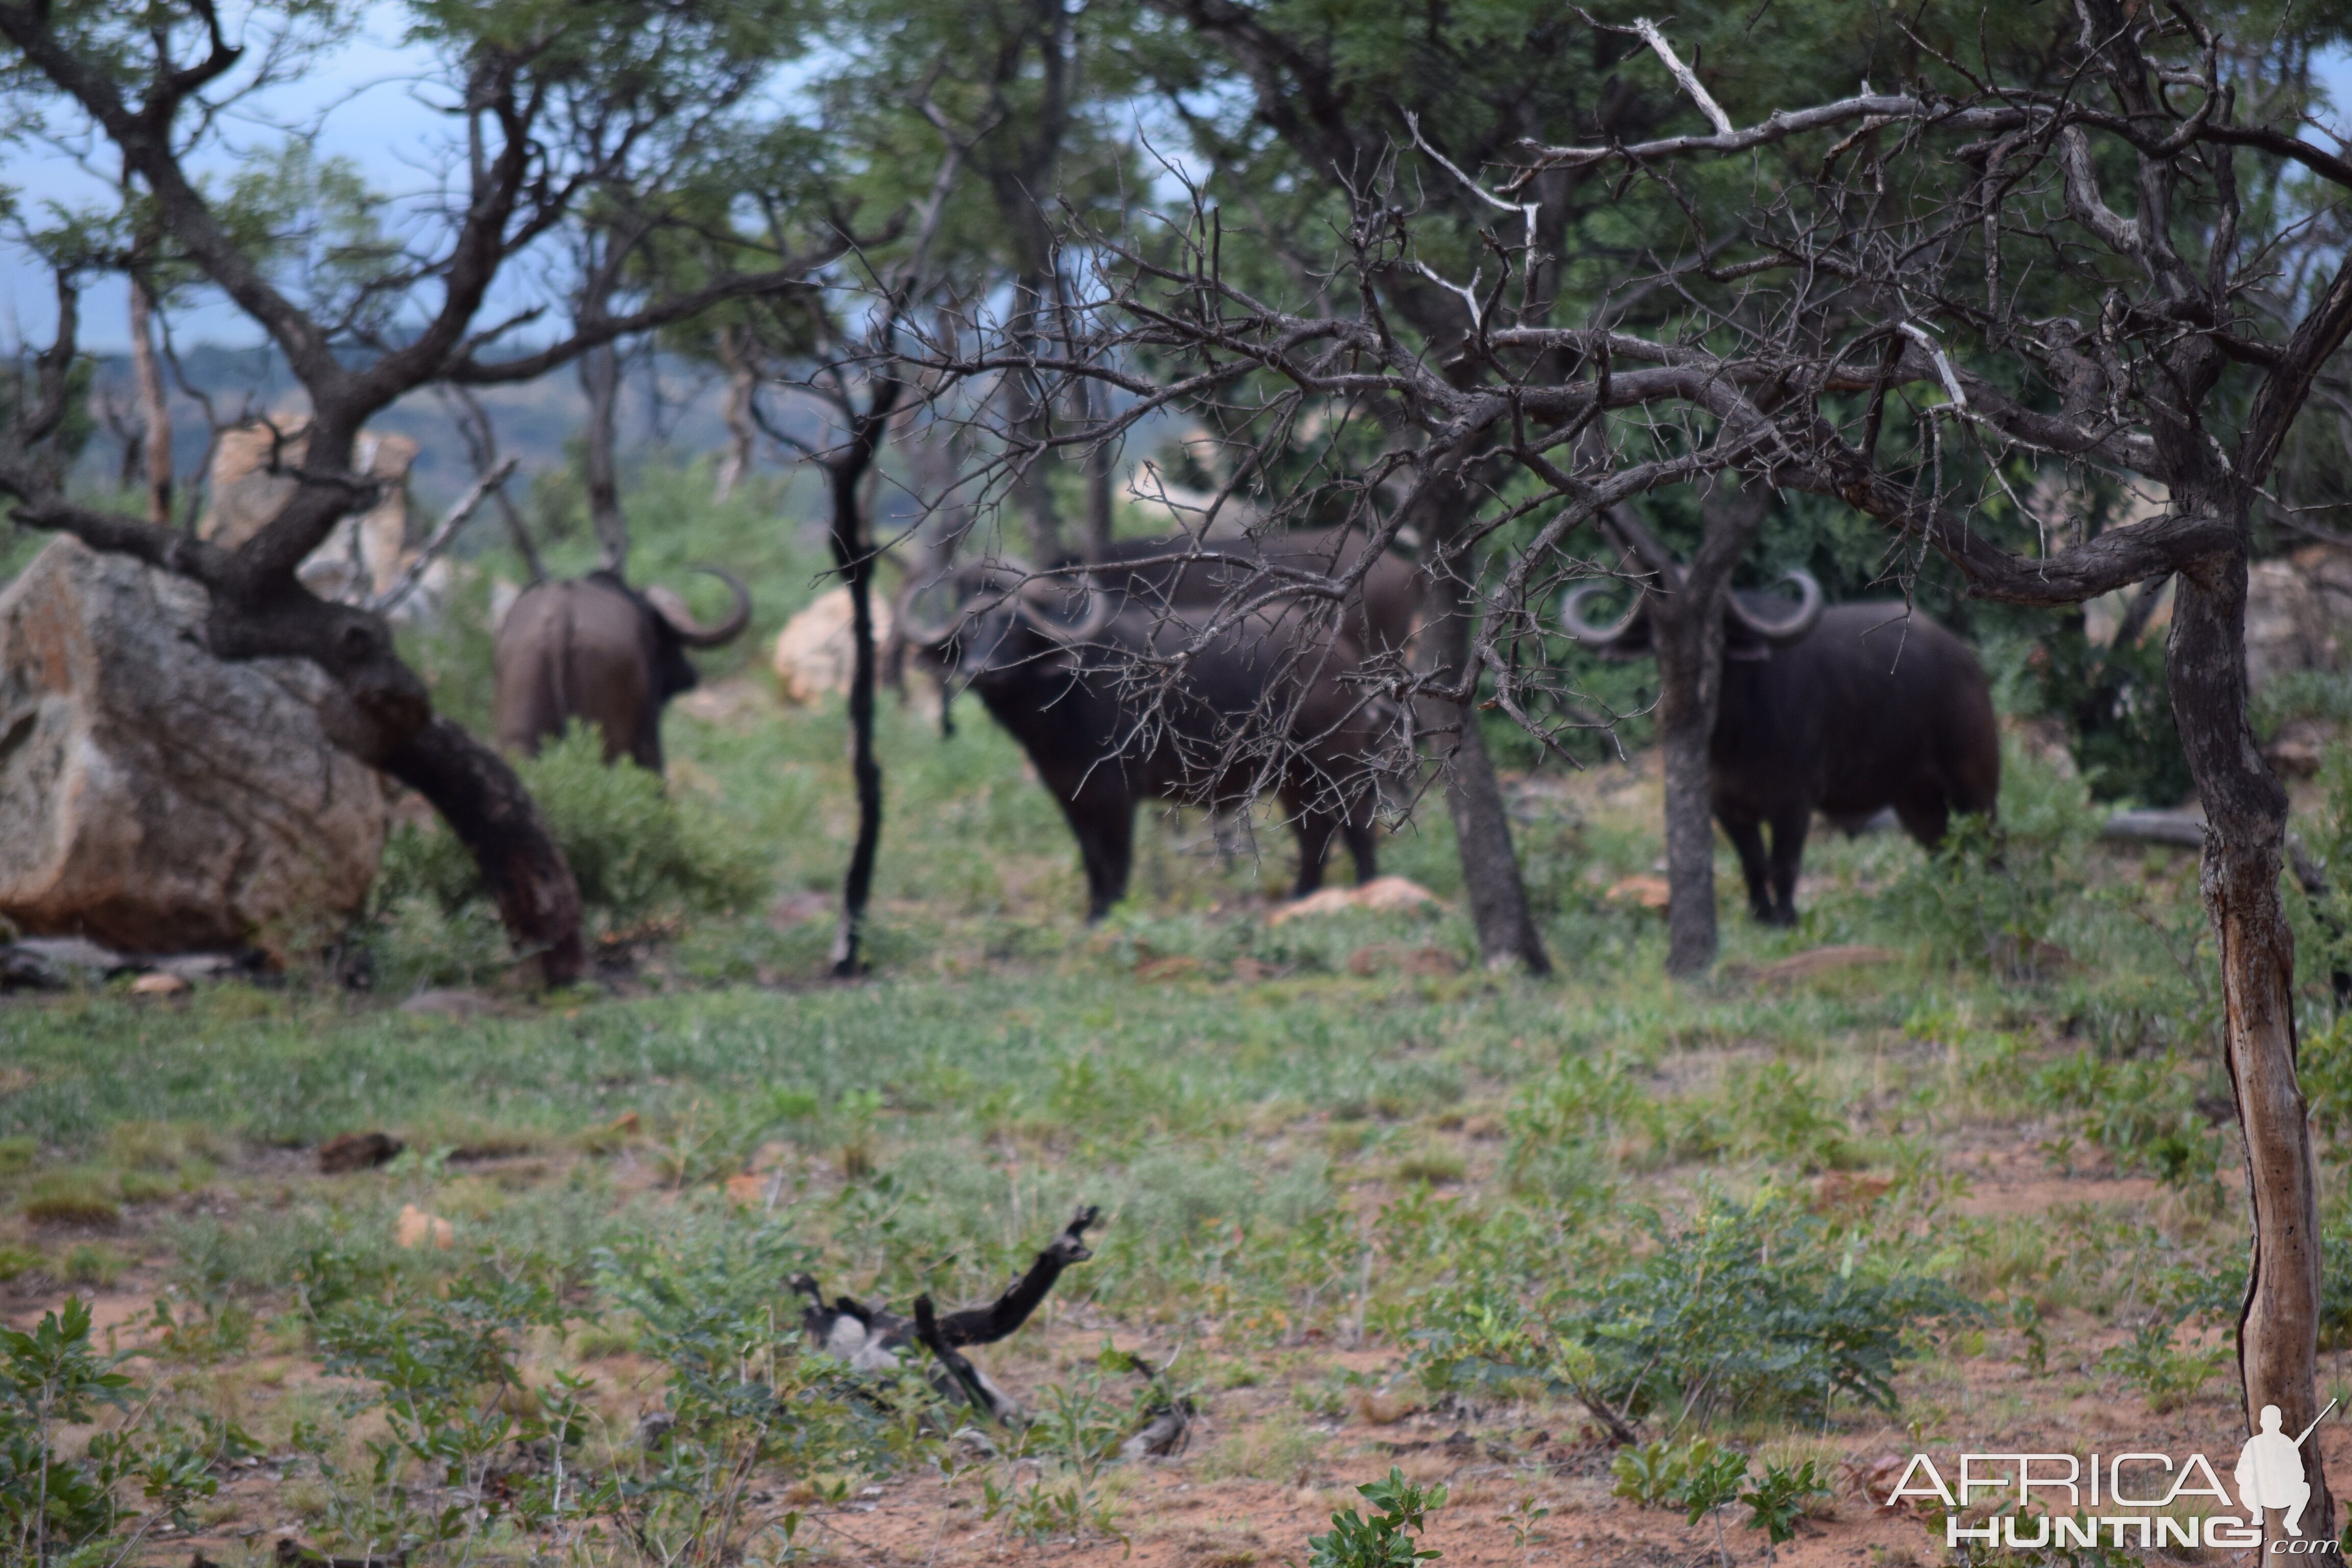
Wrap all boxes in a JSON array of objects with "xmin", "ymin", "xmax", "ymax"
[
  {"xmin": 0, "ymin": 0, "xmax": 838, "ymax": 985},
  {"xmin": 1106, "ymin": 0, "xmax": 1713, "ymax": 973},
  {"xmin": 819, "ymin": 0, "xmax": 1146, "ymax": 568},
  {"xmin": 1050, "ymin": 0, "xmax": 2346, "ymax": 1526}
]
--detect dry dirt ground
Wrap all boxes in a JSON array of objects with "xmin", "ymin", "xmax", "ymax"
[{"xmin": 2, "ymin": 1101, "xmax": 2318, "ymax": 1568}]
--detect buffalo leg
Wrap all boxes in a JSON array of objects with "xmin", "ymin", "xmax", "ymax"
[
  {"xmin": 1724, "ymin": 817, "xmax": 1776, "ymax": 921},
  {"xmin": 1063, "ymin": 796, "xmax": 1135, "ymax": 919},
  {"xmin": 1893, "ymin": 789, "xmax": 1953, "ymax": 850},
  {"xmin": 630, "ymin": 705, "xmax": 665, "ymax": 774},
  {"xmin": 1342, "ymin": 815, "xmax": 1378, "ymax": 885},
  {"xmin": 1291, "ymin": 811, "xmax": 1337, "ymax": 897},
  {"xmin": 1765, "ymin": 808, "xmax": 1809, "ymax": 925}
]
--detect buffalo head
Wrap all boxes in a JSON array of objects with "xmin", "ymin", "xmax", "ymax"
[
  {"xmin": 897, "ymin": 559, "xmax": 1115, "ymax": 686},
  {"xmin": 1560, "ymin": 568, "xmax": 1824, "ymax": 660},
  {"xmin": 639, "ymin": 569, "xmax": 755, "ymax": 699}
]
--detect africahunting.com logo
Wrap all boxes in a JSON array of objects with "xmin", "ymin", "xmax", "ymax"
[{"xmin": 1889, "ymin": 1401, "xmax": 2339, "ymax": 1553}]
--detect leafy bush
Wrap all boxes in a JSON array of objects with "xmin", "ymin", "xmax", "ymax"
[
  {"xmin": 1, "ymin": 1297, "xmax": 237, "ymax": 1562},
  {"xmin": 1884, "ymin": 814, "xmax": 2058, "ymax": 975},
  {"xmin": 1307, "ymin": 1467, "xmax": 1446, "ymax": 1568},
  {"xmin": 300, "ymin": 1250, "xmax": 619, "ymax": 1557},
  {"xmin": 1411, "ymin": 1194, "xmax": 1971, "ymax": 1425},
  {"xmin": 2029, "ymin": 614, "xmax": 2191, "ymax": 805},
  {"xmin": 1571, "ymin": 1199, "xmax": 1972, "ymax": 1422},
  {"xmin": 2030, "ymin": 1049, "xmax": 2223, "ymax": 1189},
  {"xmin": 2321, "ymin": 1210, "xmax": 2352, "ymax": 1351},
  {"xmin": 1612, "ymin": 1436, "xmax": 1743, "ymax": 1511},
  {"xmin": 2252, "ymin": 668, "xmax": 2352, "ymax": 741},
  {"xmin": 2289, "ymin": 746, "xmax": 2352, "ymax": 1007},
  {"xmin": 2097, "ymin": 1316, "xmax": 2225, "ymax": 1413},
  {"xmin": 1741, "ymin": 1459, "xmax": 1834, "ymax": 1564},
  {"xmin": 1877, "ymin": 747, "xmax": 2095, "ymax": 976},
  {"xmin": 1502, "ymin": 1054, "xmax": 1655, "ymax": 1197},
  {"xmin": 373, "ymin": 724, "xmax": 767, "ymax": 965}
]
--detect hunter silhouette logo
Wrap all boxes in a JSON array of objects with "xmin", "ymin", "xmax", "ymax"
[{"xmin": 2236, "ymin": 1400, "xmax": 2336, "ymax": 1538}]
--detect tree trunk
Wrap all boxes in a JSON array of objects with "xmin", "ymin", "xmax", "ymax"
[
  {"xmin": 1081, "ymin": 378, "xmax": 1116, "ymax": 560},
  {"xmin": 1001, "ymin": 280, "xmax": 1065, "ymax": 562},
  {"xmin": 380, "ymin": 716, "xmax": 585, "ymax": 989},
  {"xmin": 128, "ymin": 275, "xmax": 172, "ymax": 526},
  {"xmin": 1648, "ymin": 486, "xmax": 1761, "ymax": 977},
  {"xmin": 1418, "ymin": 551, "xmax": 1549, "ymax": 974},
  {"xmin": 1652, "ymin": 604, "xmax": 1725, "ymax": 976},
  {"xmin": 824, "ymin": 377, "xmax": 904, "ymax": 975},
  {"xmin": 2169, "ymin": 534, "xmax": 2333, "ymax": 1544},
  {"xmin": 714, "ymin": 327, "xmax": 756, "ymax": 503},
  {"xmin": 829, "ymin": 457, "xmax": 885, "ymax": 977},
  {"xmin": 580, "ymin": 341, "xmax": 628, "ymax": 574}
]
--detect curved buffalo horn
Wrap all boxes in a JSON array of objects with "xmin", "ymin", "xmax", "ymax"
[
  {"xmin": 894, "ymin": 574, "xmax": 965, "ymax": 649},
  {"xmin": 1722, "ymin": 568, "xmax": 1824, "ymax": 646},
  {"xmin": 1015, "ymin": 569, "xmax": 1116, "ymax": 643},
  {"xmin": 647, "ymin": 567, "xmax": 754, "ymax": 647},
  {"xmin": 896, "ymin": 557, "xmax": 1035, "ymax": 649},
  {"xmin": 1560, "ymin": 580, "xmax": 1648, "ymax": 647}
]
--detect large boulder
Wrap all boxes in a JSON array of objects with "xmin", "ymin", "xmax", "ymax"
[
  {"xmin": 772, "ymin": 585, "xmax": 895, "ymax": 705},
  {"xmin": 0, "ymin": 537, "xmax": 387, "ymax": 954}
]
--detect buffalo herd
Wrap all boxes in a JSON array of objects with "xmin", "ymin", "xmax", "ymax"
[{"xmin": 486, "ymin": 526, "xmax": 2001, "ymax": 925}]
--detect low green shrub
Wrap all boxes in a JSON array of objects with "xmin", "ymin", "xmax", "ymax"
[
  {"xmin": 1875, "ymin": 744, "xmax": 2093, "ymax": 977},
  {"xmin": 2029, "ymin": 1049, "xmax": 2223, "ymax": 1189},
  {"xmin": 1409, "ymin": 1193, "xmax": 1972, "ymax": 1425},
  {"xmin": 1741, "ymin": 1458, "xmax": 1835, "ymax": 1565},
  {"xmin": 1572, "ymin": 1198, "xmax": 1972, "ymax": 1422},
  {"xmin": 2029, "ymin": 613, "xmax": 2192, "ymax": 806},
  {"xmin": 1307, "ymin": 1467, "xmax": 1446, "ymax": 1568},
  {"xmin": 0, "ymin": 1298, "xmax": 242, "ymax": 1561},
  {"xmin": 1503, "ymin": 1055, "xmax": 1655, "ymax": 1196},
  {"xmin": 2098, "ymin": 1316, "xmax": 2226, "ymax": 1413},
  {"xmin": 371, "ymin": 724, "xmax": 768, "ymax": 981}
]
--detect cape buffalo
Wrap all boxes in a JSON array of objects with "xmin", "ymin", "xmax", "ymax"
[
  {"xmin": 1563, "ymin": 574, "xmax": 2000, "ymax": 923},
  {"xmin": 1084, "ymin": 526, "xmax": 1422, "ymax": 658},
  {"xmin": 901, "ymin": 561, "xmax": 1393, "ymax": 918},
  {"xmin": 493, "ymin": 569, "xmax": 752, "ymax": 771}
]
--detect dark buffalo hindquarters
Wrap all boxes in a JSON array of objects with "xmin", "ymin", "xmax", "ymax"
[
  {"xmin": 492, "ymin": 569, "xmax": 752, "ymax": 771},
  {"xmin": 1713, "ymin": 604, "xmax": 2000, "ymax": 922}
]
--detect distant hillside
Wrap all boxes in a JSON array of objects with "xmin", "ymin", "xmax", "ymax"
[{"xmin": 77, "ymin": 344, "xmax": 773, "ymax": 511}]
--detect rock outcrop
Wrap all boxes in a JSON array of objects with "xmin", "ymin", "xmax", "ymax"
[
  {"xmin": 0, "ymin": 537, "xmax": 387, "ymax": 953},
  {"xmin": 199, "ymin": 419, "xmax": 445, "ymax": 615},
  {"xmin": 772, "ymin": 585, "xmax": 894, "ymax": 705}
]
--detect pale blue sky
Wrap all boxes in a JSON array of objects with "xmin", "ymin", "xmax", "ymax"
[{"xmin": 4, "ymin": 5, "xmax": 465, "ymax": 350}]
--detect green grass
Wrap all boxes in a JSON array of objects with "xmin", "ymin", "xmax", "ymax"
[{"xmin": 0, "ymin": 453, "xmax": 2321, "ymax": 1564}]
